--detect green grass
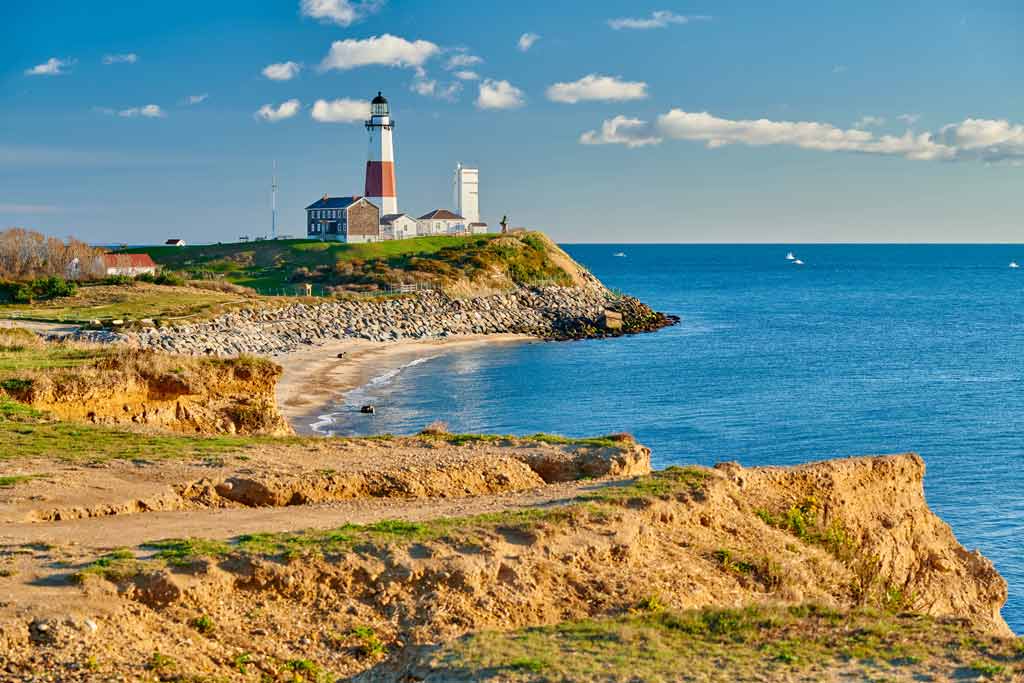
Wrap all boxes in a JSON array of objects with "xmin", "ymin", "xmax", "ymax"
[
  {"xmin": 117, "ymin": 232, "xmax": 575, "ymax": 292},
  {"xmin": 0, "ymin": 402, "xmax": 297, "ymax": 463},
  {"xmin": 423, "ymin": 606, "xmax": 1022, "ymax": 682},
  {"xmin": 0, "ymin": 283, "xmax": 247, "ymax": 324},
  {"xmin": 119, "ymin": 236, "xmax": 498, "ymax": 290},
  {"xmin": 431, "ymin": 432, "xmax": 631, "ymax": 449},
  {"xmin": 578, "ymin": 465, "xmax": 710, "ymax": 503},
  {"xmin": 71, "ymin": 548, "xmax": 145, "ymax": 584},
  {"xmin": 0, "ymin": 473, "xmax": 46, "ymax": 488},
  {"xmin": 138, "ymin": 507, "xmax": 575, "ymax": 567}
]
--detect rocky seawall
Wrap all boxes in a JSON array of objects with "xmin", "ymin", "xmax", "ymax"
[{"xmin": 72, "ymin": 286, "xmax": 678, "ymax": 357}]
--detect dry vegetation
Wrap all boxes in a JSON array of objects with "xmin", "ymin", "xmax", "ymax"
[
  {"xmin": 0, "ymin": 228, "xmax": 105, "ymax": 281},
  {"xmin": 0, "ymin": 328, "xmax": 289, "ymax": 434}
]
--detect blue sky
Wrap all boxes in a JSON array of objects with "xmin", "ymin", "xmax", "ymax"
[{"xmin": 2, "ymin": 1, "xmax": 1022, "ymax": 244}]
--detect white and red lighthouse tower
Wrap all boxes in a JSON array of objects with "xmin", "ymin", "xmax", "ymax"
[{"xmin": 364, "ymin": 92, "xmax": 397, "ymax": 215}]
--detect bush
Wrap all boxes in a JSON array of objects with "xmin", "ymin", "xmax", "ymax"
[
  {"xmin": 419, "ymin": 420, "xmax": 449, "ymax": 435},
  {"xmin": 104, "ymin": 274, "xmax": 134, "ymax": 286},
  {"xmin": 136, "ymin": 271, "xmax": 185, "ymax": 286},
  {"xmin": 0, "ymin": 276, "xmax": 77, "ymax": 303}
]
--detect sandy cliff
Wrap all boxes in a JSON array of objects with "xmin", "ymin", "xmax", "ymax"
[{"xmin": 0, "ymin": 452, "xmax": 1010, "ymax": 681}]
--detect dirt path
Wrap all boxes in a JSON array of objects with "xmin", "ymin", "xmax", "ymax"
[
  {"xmin": 0, "ymin": 478, "xmax": 608, "ymax": 550},
  {"xmin": 0, "ymin": 319, "xmax": 80, "ymax": 336}
]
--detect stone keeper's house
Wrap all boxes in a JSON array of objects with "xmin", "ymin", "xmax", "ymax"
[{"xmin": 305, "ymin": 195, "xmax": 381, "ymax": 243}]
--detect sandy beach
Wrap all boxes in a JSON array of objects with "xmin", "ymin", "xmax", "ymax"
[{"xmin": 275, "ymin": 333, "xmax": 536, "ymax": 434}]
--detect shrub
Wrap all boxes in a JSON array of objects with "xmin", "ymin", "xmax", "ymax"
[
  {"xmin": 0, "ymin": 276, "xmax": 76, "ymax": 303},
  {"xmin": 189, "ymin": 614, "xmax": 215, "ymax": 634},
  {"xmin": 351, "ymin": 626, "xmax": 387, "ymax": 657},
  {"xmin": 103, "ymin": 274, "xmax": 134, "ymax": 286},
  {"xmin": 136, "ymin": 271, "xmax": 185, "ymax": 286},
  {"xmin": 419, "ymin": 420, "xmax": 449, "ymax": 435}
]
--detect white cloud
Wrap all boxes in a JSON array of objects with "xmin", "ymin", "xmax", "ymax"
[
  {"xmin": 608, "ymin": 11, "xmax": 710, "ymax": 30},
  {"xmin": 654, "ymin": 110, "xmax": 957, "ymax": 160},
  {"xmin": 102, "ymin": 53, "xmax": 138, "ymax": 65},
  {"xmin": 319, "ymin": 34, "xmax": 440, "ymax": 72},
  {"xmin": 898, "ymin": 113, "xmax": 921, "ymax": 126},
  {"xmin": 411, "ymin": 77, "xmax": 436, "ymax": 96},
  {"xmin": 453, "ymin": 70, "xmax": 479, "ymax": 81},
  {"xmin": 854, "ymin": 115, "xmax": 885, "ymax": 128},
  {"xmin": 256, "ymin": 99, "xmax": 301, "ymax": 122},
  {"xmin": 518, "ymin": 33, "xmax": 540, "ymax": 51},
  {"xmin": 951, "ymin": 118, "xmax": 1024, "ymax": 155},
  {"xmin": 262, "ymin": 61, "xmax": 301, "ymax": 81},
  {"xmin": 582, "ymin": 108, "xmax": 1024, "ymax": 163},
  {"xmin": 580, "ymin": 115, "xmax": 662, "ymax": 148},
  {"xmin": 99, "ymin": 104, "xmax": 166, "ymax": 118},
  {"xmin": 311, "ymin": 98, "xmax": 369, "ymax": 123},
  {"xmin": 300, "ymin": 0, "xmax": 381, "ymax": 26},
  {"xmin": 411, "ymin": 74, "xmax": 461, "ymax": 100},
  {"xmin": 547, "ymin": 74, "xmax": 648, "ymax": 104},
  {"xmin": 25, "ymin": 57, "xmax": 74, "ymax": 76},
  {"xmin": 445, "ymin": 52, "xmax": 483, "ymax": 70},
  {"xmin": 476, "ymin": 79, "xmax": 525, "ymax": 110},
  {"xmin": 186, "ymin": 94, "xmax": 208, "ymax": 105}
]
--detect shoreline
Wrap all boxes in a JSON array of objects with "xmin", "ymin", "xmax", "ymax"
[{"xmin": 274, "ymin": 333, "xmax": 536, "ymax": 435}]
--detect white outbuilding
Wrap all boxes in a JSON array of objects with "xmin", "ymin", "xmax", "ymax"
[
  {"xmin": 417, "ymin": 209, "xmax": 466, "ymax": 236},
  {"xmin": 381, "ymin": 213, "xmax": 418, "ymax": 240}
]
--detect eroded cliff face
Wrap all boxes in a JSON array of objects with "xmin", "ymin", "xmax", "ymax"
[
  {"xmin": 3, "ymin": 351, "xmax": 291, "ymax": 435},
  {"xmin": 728, "ymin": 454, "xmax": 1009, "ymax": 636},
  {"xmin": 0, "ymin": 453, "xmax": 1008, "ymax": 681}
]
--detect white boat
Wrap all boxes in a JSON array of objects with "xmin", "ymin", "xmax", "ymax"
[
  {"xmin": 1011, "ymin": 261, "xmax": 1020, "ymax": 269},
  {"xmin": 786, "ymin": 251, "xmax": 796, "ymax": 260},
  {"xmin": 613, "ymin": 252, "xmax": 627, "ymax": 257},
  {"xmin": 794, "ymin": 259, "xmax": 805, "ymax": 265}
]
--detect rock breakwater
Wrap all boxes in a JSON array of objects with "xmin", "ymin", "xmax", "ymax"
[{"xmin": 75, "ymin": 286, "xmax": 678, "ymax": 356}]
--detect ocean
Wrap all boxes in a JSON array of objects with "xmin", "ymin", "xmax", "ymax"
[{"xmin": 311, "ymin": 244, "xmax": 1024, "ymax": 632}]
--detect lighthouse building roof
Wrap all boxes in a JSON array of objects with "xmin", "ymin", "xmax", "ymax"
[
  {"xmin": 418, "ymin": 209, "xmax": 464, "ymax": 221},
  {"xmin": 305, "ymin": 196, "xmax": 375, "ymax": 210}
]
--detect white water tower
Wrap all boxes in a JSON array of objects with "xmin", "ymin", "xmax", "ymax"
[{"xmin": 455, "ymin": 163, "xmax": 479, "ymax": 224}]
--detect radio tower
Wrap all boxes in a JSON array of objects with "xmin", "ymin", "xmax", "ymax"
[{"xmin": 271, "ymin": 160, "xmax": 278, "ymax": 240}]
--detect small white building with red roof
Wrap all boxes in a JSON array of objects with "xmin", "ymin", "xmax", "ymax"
[{"xmin": 101, "ymin": 253, "xmax": 159, "ymax": 276}]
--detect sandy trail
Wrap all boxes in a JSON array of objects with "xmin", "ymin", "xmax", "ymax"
[
  {"xmin": 274, "ymin": 334, "xmax": 535, "ymax": 435},
  {"xmin": 0, "ymin": 478, "xmax": 621, "ymax": 615},
  {"xmin": 0, "ymin": 479, "xmax": 609, "ymax": 551}
]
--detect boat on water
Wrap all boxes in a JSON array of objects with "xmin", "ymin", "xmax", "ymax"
[
  {"xmin": 794, "ymin": 259, "xmax": 805, "ymax": 265},
  {"xmin": 1011, "ymin": 261, "xmax": 1020, "ymax": 269},
  {"xmin": 786, "ymin": 251, "xmax": 796, "ymax": 260},
  {"xmin": 613, "ymin": 252, "xmax": 627, "ymax": 257}
]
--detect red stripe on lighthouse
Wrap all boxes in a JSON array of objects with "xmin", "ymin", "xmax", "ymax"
[{"xmin": 365, "ymin": 161, "xmax": 396, "ymax": 197}]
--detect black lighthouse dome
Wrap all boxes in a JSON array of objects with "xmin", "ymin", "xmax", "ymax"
[{"xmin": 370, "ymin": 91, "xmax": 389, "ymax": 116}]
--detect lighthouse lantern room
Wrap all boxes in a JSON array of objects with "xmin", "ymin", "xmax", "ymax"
[{"xmin": 364, "ymin": 92, "xmax": 398, "ymax": 215}]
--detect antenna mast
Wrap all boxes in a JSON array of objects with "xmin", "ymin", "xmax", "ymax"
[{"xmin": 271, "ymin": 160, "xmax": 278, "ymax": 240}]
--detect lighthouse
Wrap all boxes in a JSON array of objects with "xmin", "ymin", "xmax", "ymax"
[{"xmin": 364, "ymin": 92, "xmax": 397, "ymax": 215}]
